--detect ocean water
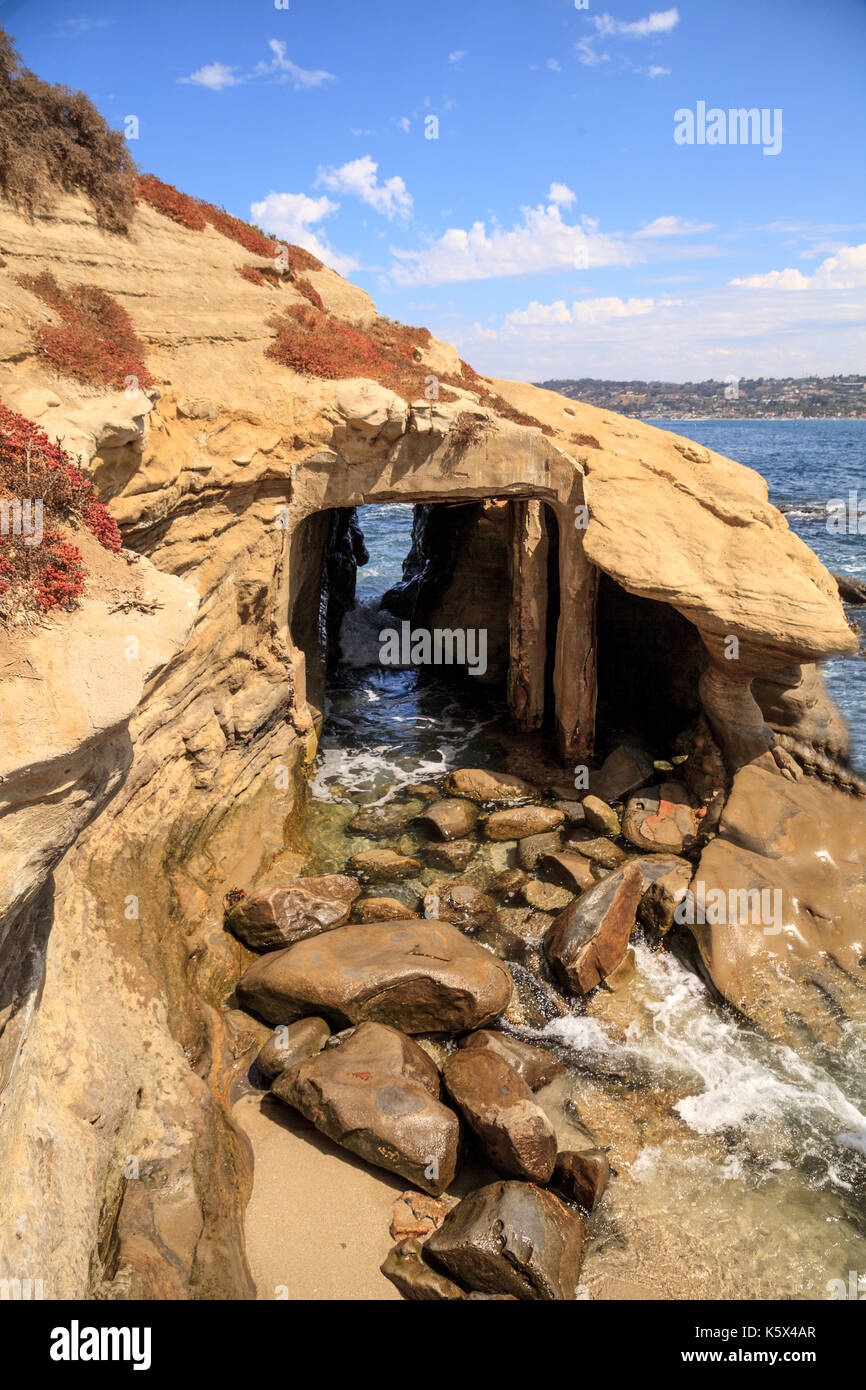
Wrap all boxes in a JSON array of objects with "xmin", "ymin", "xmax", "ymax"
[{"xmin": 657, "ymin": 419, "xmax": 865, "ymax": 770}]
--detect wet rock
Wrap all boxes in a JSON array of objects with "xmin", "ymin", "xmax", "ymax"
[
  {"xmin": 415, "ymin": 798, "xmax": 479, "ymax": 841},
  {"xmin": 833, "ymin": 572, "xmax": 866, "ymax": 605},
  {"xmin": 225, "ymin": 876, "xmax": 359, "ymax": 951},
  {"xmin": 390, "ymin": 1190, "xmax": 452, "ymax": 1242},
  {"xmin": 422, "ymin": 880, "xmax": 494, "ymax": 931},
  {"xmin": 552, "ymin": 800, "xmax": 586, "ymax": 826},
  {"xmin": 581, "ymin": 795, "xmax": 620, "ymax": 838},
  {"xmin": 600, "ymin": 946, "xmax": 636, "ymax": 992},
  {"xmin": 477, "ymin": 907, "xmax": 553, "ymax": 962},
  {"xmin": 348, "ymin": 801, "xmax": 421, "ymax": 838},
  {"xmin": 538, "ymin": 852, "xmax": 595, "ymax": 895},
  {"xmin": 622, "ymin": 783, "xmax": 699, "ymax": 854},
  {"xmin": 352, "ymin": 896, "xmax": 420, "ymax": 924},
  {"xmin": 445, "ymin": 768, "xmax": 537, "ymax": 804},
  {"xmin": 484, "ymin": 806, "xmax": 564, "ymax": 841},
  {"xmin": 458, "ymin": 1030, "xmax": 565, "ymax": 1091},
  {"xmin": 464, "ymin": 1291, "xmax": 519, "ymax": 1300},
  {"xmin": 425, "ymin": 1180, "xmax": 587, "ymax": 1300},
  {"xmin": 589, "ymin": 745, "xmax": 655, "ymax": 802},
  {"xmin": 348, "ymin": 848, "xmax": 422, "ymax": 882},
  {"xmin": 487, "ymin": 868, "xmax": 528, "ymax": 902},
  {"xmin": 523, "ymin": 879, "xmax": 573, "ymax": 913},
  {"xmin": 423, "ymin": 839, "xmax": 478, "ymax": 872},
  {"xmin": 237, "ymin": 918, "xmax": 513, "ymax": 1032},
  {"xmin": 544, "ymin": 862, "xmax": 644, "ymax": 995},
  {"xmin": 441, "ymin": 1050, "xmax": 557, "ymax": 1182},
  {"xmin": 255, "ymin": 1017, "xmax": 331, "ymax": 1081},
  {"xmin": 636, "ymin": 855, "xmax": 693, "ymax": 935},
  {"xmin": 564, "ymin": 831, "xmax": 627, "ymax": 870},
  {"xmin": 381, "ymin": 1238, "xmax": 465, "ymax": 1300},
  {"xmin": 273, "ymin": 1021, "xmax": 459, "ymax": 1194},
  {"xmin": 518, "ymin": 829, "xmax": 563, "ymax": 871},
  {"xmin": 551, "ymin": 1149, "xmax": 610, "ymax": 1212},
  {"xmin": 405, "ymin": 782, "xmax": 442, "ymax": 800}
]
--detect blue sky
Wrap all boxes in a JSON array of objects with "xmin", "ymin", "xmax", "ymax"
[{"xmin": 4, "ymin": 0, "xmax": 866, "ymax": 380}]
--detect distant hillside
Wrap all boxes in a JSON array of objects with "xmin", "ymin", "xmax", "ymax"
[{"xmin": 534, "ymin": 375, "xmax": 866, "ymax": 420}]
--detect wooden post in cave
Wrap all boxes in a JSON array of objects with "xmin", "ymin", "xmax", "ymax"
[
  {"xmin": 507, "ymin": 500, "xmax": 548, "ymax": 731},
  {"xmin": 553, "ymin": 506, "xmax": 598, "ymax": 763}
]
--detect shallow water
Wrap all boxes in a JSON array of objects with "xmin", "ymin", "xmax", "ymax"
[{"xmin": 302, "ymin": 442, "xmax": 866, "ymax": 1300}]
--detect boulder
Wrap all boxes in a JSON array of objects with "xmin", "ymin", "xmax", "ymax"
[
  {"xmin": 518, "ymin": 829, "xmax": 563, "ymax": 871},
  {"xmin": 390, "ymin": 1190, "xmax": 452, "ymax": 1243},
  {"xmin": 622, "ymin": 783, "xmax": 699, "ymax": 854},
  {"xmin": 564, "ymin": 831, "xmax": 627, "ymax": 870},
  {"xmin": 422, "ymin": 880, "xmax": 494, "ymax": 931},
  {"xmin": 348, "ymin": 801, "xmax": 422, "ymax": 838},
  {"xmin": 552, "ymin": 800, "xmax": 586, "ymax": 826},
  {"xmin": 544, "ymin": 862, "xmax": 644, "ymax": 994},
  {"xmin": 348, "ymin": 849, "xmax": 422, "ymax": 882},
  {"xmin": 422, "ymin": 839, "xmax": 478, "ymax": 872},
  {"xmin": 636, "ymin": 855, "xmax": 693, "ymax": 934},
  {"xmin": 445, "ymin": 768, "xmax": 537, "ymax": 804},
  {"xmin": 273, "ymin": 1022, "xmax": 459, "ymax": 1195},
  {"xmin": 237, "ymin": 918, "xmax": 513, "ymax": 1033},
  {"xmin": 458, "ymin": 1030, "xmax": 564, "ymax": 1090},
  {"xmin": 589, "ymin": 745, "xmax": 655, "ymax": 802},
  {"xmin": 380, "ymin": 1238, "xmax": 465, "ymax": 1300},
  {"xmin": 484, "ymin": 806, "xmax": 564, "ymax": 841},
  {"xmin": 441, "ymin": 1051, "xmax": 557, "ymax": 1182},
  {"xmin": 425, "ymin": 1181, "xmax": 587, "ymax": 1300},
  {"xmin": 225, "ymin": 876, "xmax": 359, "ymax": 951},
  {"xmin": 523, "ymin": 880, "xmax": 573, "ymax": 912},
  {"xmin": 415, "ymin": 798, "xmax": 479, "ymax": 841},
  {"xmin": 538, "ymin": 852, "xmax": 595, "ymax": 895},
  {"xmin": 352, "ymin": 896, "xmax": 420, "ymax": 924},
  {"xmin": 487, "ymin": 868, "xmax": 528, "ymax": 902},
  {"xmin": 477, "ymin": 907, "xmax": 553, "ymax": 962},
  {"xmin": 255, "ymin": 1017, "xmax": 331, "ymax": 1081},
  {"xmin": 551, "ymin": 1149, "xmax": 610, "ymax": 1212},
  {"xmin": 581, "ymin": 795, "xmax": 620, "ymax": 838}
]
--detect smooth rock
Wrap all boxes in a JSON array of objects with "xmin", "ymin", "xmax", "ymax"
[
  {"xmin": 477, "ymin": 907, "xmax": 553, "ymax": 962},
  {"xmin": 444, "ymin": 768, "xmax": 537, "ymax": 804},
  {"xmin": 422, "ymin": 880, "xmax": 494, "ymax": 931},
  {"xmin": 415, "ymin": 798, "xmax": 479, "ymax": 841},
  {"xmin": 485, "ymin": 806, "xmax": 564, "ymax": 841},
  {"xmin": 425, "ymin": 1181, "xmax": 587, "ymax": 1300},
  {"xmin": 589, "ymin": 745, "xmax": 655, "ymax": 802},
  {"xmin": 352, "ymin": 896, "xmax": 420, "ymax": 924},
  {"xmin": 622, "ymin": 783, "xmax": 699, "ymax": 855},
  {"xmin": 636, "ymin": 855, "xmax": 693, "ymax": 934},
  {"xmin": 552, "ymin": 800, "xmax": 586, "ymax": 826},
  {"xmin": 237, "ymin": 918, "xmax": 513, "ymax": 1032},
  {"xmin": 581, "ymin": 795, "xmax": 620, "ymax": 838},
  {"xmin": 348, "ymin": 801, "xmax": 421, "ymax": 838},
  {"xmin": 551, "ymin": 1149, "xmax": 611, "ymax": 1212},
  {"xmin": 381, "ymin": 1238, "xmax": 465, "ymax": 1300},
  {"xmin": 225, "ymin": 877, "xmax": 358, "ymax": 951},
  {"xmin": 518, "ymin": 829, "xmax": 563, "ymax": 871},
  {"xmin": 458, "ymin": 1030, "xmax": 565, "ymax": 1090},
  {"xmin": 523, "ymin": 879, "xmax": 573, "ymax": 912},
  {"xmin": 255, "ymin": 1017, "xmax": 331, "ymax": 1081},
  {"xmin": 538, "ymin": 852, "xmax": 595, "ymax": 895},
  {"xmin": 348, "ymin": 849, "xmax": 422, "ymax": 883},
  {"xmin": 564, "ymin": 831, "xmax": 627, "ymax": 870},
  {"xmin": 442, "ymin": 1051, "xmax": 557, "ymax": 1182},
  {"xmin": 544, "ymin": 862, "xmax": 644, "ymax": 994},
  {"xmin": 273, "ymin": 1021, "xmax": 459, "ymax": 1194},
  {"xmin": 423, "ymin": 839, "xmax": 478, "ymax": 872},
  {"xmin": 487, "ymin": 868, "xmax": 528, "ymax": 902}
]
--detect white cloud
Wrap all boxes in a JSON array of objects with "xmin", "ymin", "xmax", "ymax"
[
  {"xmin": 449, "ymin": 49, "xmax": 467, "ymax": 63},
  {"xmin": 648, "ymin": 65, "xmax": 671, "ymax": 78},
  {"xmin": 249, "ymin": 191, "xmax": 357, "ymax": 273},
  {"xmin": 255, "ymin": 39, "xmax": 336, "ymax": 88},
  {"xmin": 317, "ymin": 156, "xmax": 413, "ymax": 221},
  {"xmin": 634, "ymin": 215, "xmax": 715, "ymax": 238},
  {"xmin": 548, "ymin": 183, "xmax": 576, "ymax": 207},
  {"xmin": 547, "ymin": 58, "xmax": 562, "ymax": 72},
  {"xmin": 731, "ymin": 243, "xmax": 866, "ymax": 291},
  {"xmin": 398, "ymin": 116, "xmax": 411, "ymax": 133},
  {"xmin": 504, "ymin": 296, "xmax": 655, "ymax": 329},
  {"xmin": 180, "ymin": 61, "xmax": 243, "ymax": 91},
  {"xmin": 576, "ymin": 39, "xmax": 609, "ymax": 67},
  {"xmin": 388, "ymin": 197, "xmax": 638, "ymax": 286},
  {"xmin": 593, "ymin": 8, "xmax": 680, "ymax": 38}
]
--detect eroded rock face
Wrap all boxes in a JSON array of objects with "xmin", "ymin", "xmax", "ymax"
[
  {"xmin": 273, "ymin": 1022, "xmax": 459, "ymax": 1195},
  {"xmin": 226, "ymin": 878, "xmax": 359, "ymax": 951},
  {"xmin": 687, "ymin": 758, "xmax": 866, "ymax": 1047},
  {"xmin": 236, "ymin": 919, "xmax": 513, "ymax": 1033},
  {"xmin": 425, "ymin": 1181, "xmax": 587, "ymax": 1300},
  {"xmin": 442, "ymin": 1050, "xmax": 557, "ymax": 1182}
]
